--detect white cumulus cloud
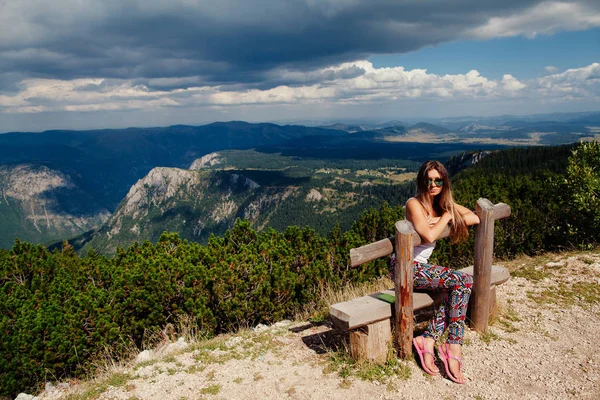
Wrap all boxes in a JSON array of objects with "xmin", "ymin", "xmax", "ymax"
[
  {"xmin": 533, "ymin": 62, "xmax": 600, "ymax": 98},
  {"xmin": 0, "ymin": 60, "xmax": 538, "ymax": 113}
]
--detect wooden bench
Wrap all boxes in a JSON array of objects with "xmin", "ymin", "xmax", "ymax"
[{"xmin": 329, "ymin": 198, "xmax": 511, "ymax": 363}]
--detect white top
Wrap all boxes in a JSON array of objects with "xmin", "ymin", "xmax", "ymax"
[
  {"xmin": 414, "ymin": 241, "xmax": 435, "ymax": 264},
  {"xmin": 406, "ymin": 197, "xmax": 436, "ymax": 264}
]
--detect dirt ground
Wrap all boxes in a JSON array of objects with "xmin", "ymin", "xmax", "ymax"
[{"xmin": 31, "ymin": 251, "xmax": 600, "ymax": 400}]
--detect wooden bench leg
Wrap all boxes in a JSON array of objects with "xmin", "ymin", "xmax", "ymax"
[
  {"xmin": 489, "ymin": 285, "xmax": 498, "ymax": 321},
  {"xmin": 349, "ymin": 319, "xmax": 391, "ymax": 364},
  {"xmin": 468, "ymin": 286, "xmax": 498, "ymax": 323}
]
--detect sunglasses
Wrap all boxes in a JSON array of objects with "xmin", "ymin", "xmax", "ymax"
[{"xmin": 427, "ymin": 178, "xmax": 444, "ymax": 187}]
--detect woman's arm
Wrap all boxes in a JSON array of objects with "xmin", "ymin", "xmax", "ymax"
[
  {"xmin": 406, "ymin": 198, "xmax": 452, "ymax": 243},
  {"xmin": 454, "ymin": 203, "xmax": 480, "ymax": 226}
]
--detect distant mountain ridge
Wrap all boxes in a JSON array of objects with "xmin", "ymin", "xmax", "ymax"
[
  {"xmin": 0, "ymin": 122, "xmax": 349, "ymax": 248},
  {"xmin": 408, "ymin": 122, "xmax": 451, "ymax": 135},
  {"xmin": 1, "ymin": 116, "xmax": 596, "ymax": 250},
  {"xmin": 317, "ymin": 116, "xmax": 599, "ymax": 144},
  {"xmin": 0, "ymin": 122, "xmax": 347, "ymax": 211}
]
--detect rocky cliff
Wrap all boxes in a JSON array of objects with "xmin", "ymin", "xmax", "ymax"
[
  {"xmin": 77, "ymin": 166, "xmax": 299, "ymax": 254},
  {"xmin": 72, "ymin": 152, "xmax": 382, "ymax": 255},
  {"xmin": 0, "ymin": 164, "xmax": 110, "ymax": 248}
]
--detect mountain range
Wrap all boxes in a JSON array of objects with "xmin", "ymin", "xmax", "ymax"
[{"xmin": 1, "ymin": 113, "xmax": 597, "ymax": 251}]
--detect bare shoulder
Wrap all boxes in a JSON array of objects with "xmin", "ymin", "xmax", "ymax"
[
  {"xmin": 406, "ymin": 197, "xmax": 424, "ymax": 213},
  {"xmin": 406, "ymin": 197, "xmax": 420, "ymax": 207}
]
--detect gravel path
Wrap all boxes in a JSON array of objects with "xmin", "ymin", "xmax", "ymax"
[{"xmin": 34, "ymin": 251, "xmax": 600, "ymax": 400}]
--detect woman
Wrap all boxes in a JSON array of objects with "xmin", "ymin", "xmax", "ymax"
[{"xmin": 403, "ymin": 160, "xmax": 479, "ymax": 384}]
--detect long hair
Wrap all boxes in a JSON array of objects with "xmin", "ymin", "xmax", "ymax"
[{"xmin": 415, "ymin": 160, "xmax": 468, "ymax": 243}]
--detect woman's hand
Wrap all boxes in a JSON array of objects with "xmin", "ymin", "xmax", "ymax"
[{"xmin": 406, "ymin": 199, "xmax": 452, "ymax": 243}]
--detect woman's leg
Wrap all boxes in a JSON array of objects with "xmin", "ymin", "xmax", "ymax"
[
  {"xmin": 412, "ymin": 262, "xmax": 473, "ymax": 344},
  {"xmin": 413, "ymin": 262, "xmax": 472, "ymax": 383}
]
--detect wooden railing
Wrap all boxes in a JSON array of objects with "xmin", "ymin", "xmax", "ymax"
[{"xmin": 348, "ymin": 198, "xmax": 510, "ymax": 359}]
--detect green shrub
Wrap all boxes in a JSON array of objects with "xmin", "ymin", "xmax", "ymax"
[
  {"xmin": 0, "ymin": 219, "xmax": 379, "ymax": 397},
  {"xmin": 564, "ymin": 141, "xmax": 600, "ymax": 245}
]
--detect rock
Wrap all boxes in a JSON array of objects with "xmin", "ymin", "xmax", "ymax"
[
  {"xmin": 136, "ymin": 349, "xmax": 155, "ymax": 364},
  {"xmin": 306, "ymin": 189, "xmax": 324, "ymax": 202},
  {"xmin": 546, "ymin": 261, "xmax": 565, "ymax": 267},
  {"xmin": 254, "ymin": 323, "xmax": 269, "ymax": 332},
  {"xmin": 163, "ymin": 337, "xmax": 188, "ymax": 354},
  {"xmin": 190, "ymin": 152, "xmax": 222, "ymax": 169},
  {"xmin": 273, "ymin": 320, "xmax": 291, "ymax": 328},
  {"xmin": 15, "ymin": 394, "xmax": 36, "ymax": 400},
  {"xmin": 44, "ymin": 382, "xmax": 56, "ymax": 392}
]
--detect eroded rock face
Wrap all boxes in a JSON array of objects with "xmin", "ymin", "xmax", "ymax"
[
  {"xmin": 243, "ymin": 188, "xmax": 297, "ymax": 222},
  {"xmin": 119, "ymin": 167, "xmax": 203, "ymax": 220},
  {"xmin": 0, "ymin": 164, "xmax": 110, "ymax": 247},
  {"xmin": 445, "ymin": 150, "xmax": 493, "ymax": 175},
  {"xmin": 190, "ymin": 152, "xmax": 223, "ymax": 170},
  {"xmin": 105, "ymin": 167, "xmax": 207, "ymax": 240},
  {"xmin": 82, "ymin": 166, "xmax": 296, "ymax": 254},
  {"xmin": 4, "ymin": 165, "xmax": 75, "ymax": 200},
  {"xmin": 109, "ymin": 167, "xmax": 263, "ymax": 231},
  {"xmin": 229, "ymin": 174, "xmax": 260, "ymax": 190},
  {"xmin": 211, "ymin": 200, "xmax": 237, "ymax": 223}
]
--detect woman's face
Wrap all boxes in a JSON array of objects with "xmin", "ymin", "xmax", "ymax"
[{"xmin": 426, "ymin": 168, "xmax": 443, "ymax": 197}]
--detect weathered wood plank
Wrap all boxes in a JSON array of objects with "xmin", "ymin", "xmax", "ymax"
[
  {"xmin": 350, "ymin": 226, "xmax": 450, "ymax": 267},
  {"xmin": 349, "ymin": 237, "xmax": 394, "ymax": 267},
  {"xmin": 329, "ymin": 265, "xmax": 510, "ymax": 331},
  {"xmin": 329, "ymin": 294, "xmax": 392, "ymax": 331},
  {"xmin": 378, "ymin": 290, "xmax": 445, "ymax": 309},
  {"xmin": 471, "ymin": 198, "xmax": 495, "ymax": 332},
  {"xmin": 492, "ymin": 203, "xmax": 511, "ymax": 220},
  {"xmin": 459, "ymin": 265, "xmax": 510, "ymax": 286}
]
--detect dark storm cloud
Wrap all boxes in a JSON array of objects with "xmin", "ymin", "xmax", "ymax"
[{"xmin": 1, "ymin": 0, "xmax": 599, "ymax": 91}]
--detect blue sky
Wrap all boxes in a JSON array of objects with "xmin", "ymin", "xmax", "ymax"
[
  {"xmin": 0, "ymin": 0, "xmax": 599, "ymax": 132},
  {"xmin": 370, "ymin": 28, "xmax": 600, "ymax": 80}
]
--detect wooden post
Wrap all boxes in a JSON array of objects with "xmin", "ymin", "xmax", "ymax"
[
  {"xmin": 471, "ymin": 198, "xmax": 495, "ymax": 332},
  {"xmin": 488, "ymin": 286, "xmax": 498, "ymax": 320},
  {"xmin": 394, "ymin": 220, "xmax": 414, "ymax": 360},
  {"xmin": 349, "ymin": 319, "xmax": 391, "ymax": 363}
]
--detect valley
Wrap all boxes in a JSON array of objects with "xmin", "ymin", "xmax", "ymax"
[{"xmin": 1, "ymin": 113, "xmax": 598, "ymax": 253}]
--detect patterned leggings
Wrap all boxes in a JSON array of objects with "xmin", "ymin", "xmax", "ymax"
[
  {"xmin": 390, "ymin": 257, "xmax": 473, "ymax": 344},
  {"xmin": 413, "ymin": 261, "xmax": 473, "ymax": 344}
]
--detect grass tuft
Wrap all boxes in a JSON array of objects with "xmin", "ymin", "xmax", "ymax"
[
  {"xmin": 295, "ymin": 276, "xmax": 394, "ymax": 322},
  {"xmin": 480, "ymin": 330, "xmax": 500, "ymax": 345},
  {"xmin": 511, "ymin": 265, "xmax": 551, "ymax": 281},
  {"xmin": 62, "ymin": 372, "xmax": 132, "ymax": 400},
  {"xmin": 200, "ymin": 384, "xmax": 221, "ymax": 395},
  {"xmin": 323, "ymin": 342, "xmax": 410, "ymax": 383}
]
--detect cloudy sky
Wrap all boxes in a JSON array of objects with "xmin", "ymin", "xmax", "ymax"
[{"xmin": 1, "ymin": 0, "xmax": 599, "ymax": 132}]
